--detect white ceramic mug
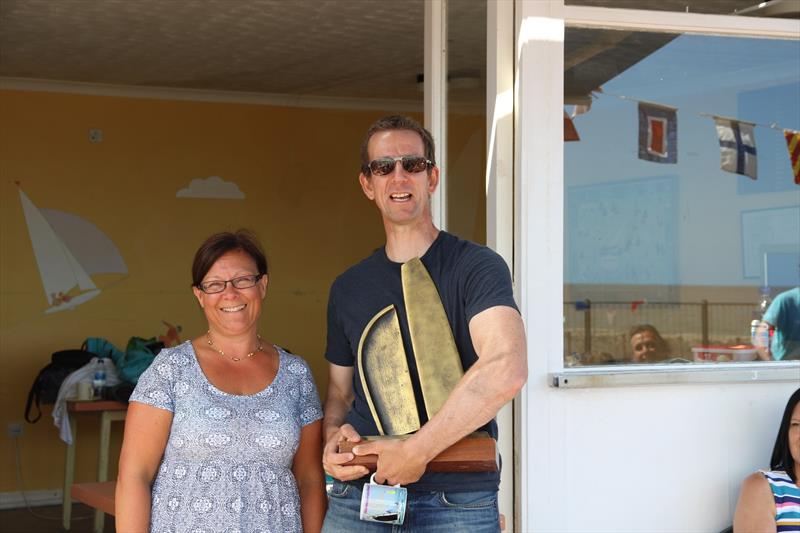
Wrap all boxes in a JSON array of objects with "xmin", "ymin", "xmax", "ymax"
[
  {"xmin": 77, "ymin": 380, "xmax": 94, "ymax": 400},
  {"xmin": 359, "ymin": 473, "xmax": 407, "ymax": 525}
]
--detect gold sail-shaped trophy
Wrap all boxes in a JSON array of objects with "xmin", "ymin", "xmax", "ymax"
[{"xmin": 341, "ymin": 258, "xmax": 497, "ymax": 473}]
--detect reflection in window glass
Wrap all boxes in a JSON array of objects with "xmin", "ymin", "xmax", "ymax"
[
  {"xmin": 447, "ymin": 0, "xmax": 487, "ymax": 244},
  {"xmin": 563, "ymin": 29, "xmax": 800, "ymax": 367},
  {"xmin": 409, "ymin": 1, "xmax": 487, "ymax": 242},
  {"xmin": 565, "ymin": 0, "xmax": 799, "ymax": 19}
]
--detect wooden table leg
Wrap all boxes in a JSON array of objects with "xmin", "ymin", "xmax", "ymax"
[
  {"xmin": 63, "ymin": 415, "xmax": 77, "ymax": 530},
  {"xmin": 94, "ymin": 410, "xmax": 125, "ymax": 533}
]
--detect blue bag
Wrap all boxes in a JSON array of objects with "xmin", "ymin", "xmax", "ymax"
[{"xmin": 83, "ymin": 336, "xmax": 162, "ymax": 385}]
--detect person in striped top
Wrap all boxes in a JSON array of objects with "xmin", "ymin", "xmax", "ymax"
[{"xmin": 735, "ymin": 387, "xmax": 800, "ymax": 532}]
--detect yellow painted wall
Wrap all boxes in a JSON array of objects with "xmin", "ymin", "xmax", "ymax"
[
  {"xmin": 0, "ymin": 89, "xmax": 486, "ymax": 492},
  {"xmin": 448, "ymin": 113, "xmax": 487, "ymax": 245}
]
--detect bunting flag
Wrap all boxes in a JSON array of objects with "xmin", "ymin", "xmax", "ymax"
[
  {"xmin": 785, "ymin": 129, "xmax": 800, "ymax": 185},
  {"xmin": 572, "ymin": 87, "xmax": 602, "ymax": 118},
  {"xmin": 571, "ymin": 104, "xmax": 591, "ymax": 118},
  {"xmin": 571, "ymin": 99, "xmax": 593, "ymax": 118},
  {"xmin": 713, "ymin": 116, "xmax": 757, "ymax": 180},
  {"xmin": 638, "ymin": 102, "xmax": 677, "ymax": 163},
  {"xmin": 564, "ymin": 111, "xmax": 580, "ymax": 142}
]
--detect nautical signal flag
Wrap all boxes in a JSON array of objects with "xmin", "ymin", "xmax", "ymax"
[
  {"xmin": 564, "ymin": 110, "xmax": 580, "ymax": 142},
  {"xmin": 784, "ymin": 129, "xmax": 800, "ymax": 185},
  {"xmin": 638, "ymin": 102, "xmax": 677, "ymax": 164},
  {"xmin": 713, "ymin": 116, "xmax": 757, "ymax": 180}
]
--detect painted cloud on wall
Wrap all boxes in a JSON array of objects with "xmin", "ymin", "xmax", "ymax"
[{"xmin": 176, "ymin": 176, "xmax": 245, "ymax": 199}]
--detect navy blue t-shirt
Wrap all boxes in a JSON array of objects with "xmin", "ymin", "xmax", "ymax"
[{"xmin": 325, "ymin": 231, "xmax": 518, "ymax": 492}]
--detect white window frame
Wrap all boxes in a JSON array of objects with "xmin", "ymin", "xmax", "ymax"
[
  {"xmin": 425, "ymin": 0, "xmax": 448, "ymax": 230},
  {"xmin": 486, "ymin": 1, "xmax": 517, "ymax": 528},
  {"xmin": 515, "ymin": 4, "xmax": 800, "ymax": 529},
  {"xmin": 515, "ymin": 0, "xmax": 800, "ymax": 390}
]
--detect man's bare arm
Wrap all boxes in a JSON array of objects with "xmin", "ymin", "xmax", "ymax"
[
  {"xmin": 323, "ymin": 363, "xmax": 354, "ymax": 441},
  {"xmin": 322, "ymin": 363, "xmax": 369, "ymax": 481},
  {"xmin": 355, "ymin": 305, "xmax": 527, "ymax": 485}
]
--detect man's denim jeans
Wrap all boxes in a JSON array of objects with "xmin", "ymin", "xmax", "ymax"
[{"xmin": 322, "ymin": 479, "xmax": 500, "ymax": 533}]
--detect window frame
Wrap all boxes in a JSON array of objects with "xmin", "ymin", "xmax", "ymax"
[{"xmin": 514, "ymin": 0, "xmax": 800, "ymax": 389}]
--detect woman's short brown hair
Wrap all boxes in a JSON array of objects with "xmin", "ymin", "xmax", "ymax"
[{"xmin": 191, "ymin": 229, "xmax": 268, "ymax": 287}]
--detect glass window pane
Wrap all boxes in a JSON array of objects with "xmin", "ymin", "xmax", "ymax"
[
  {"xmin": 447, "ymin": 0, "xmax": 487, "ymax": 243},
  {"xmin": 565, "ymin": 0, "xmax": 799, "ymax": 18},
  {"xmin": 563, "ymin": 28, "xmax": 800, "ymax": 367}
]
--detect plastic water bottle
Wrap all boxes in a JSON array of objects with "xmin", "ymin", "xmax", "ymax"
[
  {"xmin": 750, "ymin": 287, "xmax": 772, "ymax": 350},
  {"xmin": 756, "ymin": 286, "xmax": 772, "ymax": 318},
  {"xmin": 751, "ymin": 320, "xmax": 771, "ymax": 350},
  {"xmin": 92, "ymin": 358, "xmax": 107, "ymax": 399}
]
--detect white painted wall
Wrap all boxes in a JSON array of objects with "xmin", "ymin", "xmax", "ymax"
[{"xmin": 525, "ymin": 381, "xmax": 797, "ymax": 532}]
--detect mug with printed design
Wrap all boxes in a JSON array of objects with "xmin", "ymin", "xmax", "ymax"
[{"xmin": 359, "ymin": 473, "xmax": 407, "ymax": 525}]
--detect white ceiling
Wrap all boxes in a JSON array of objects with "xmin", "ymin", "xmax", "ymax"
[{"xmin": 0, "ymin": 0, "xmax": 789, "ymax": 104}]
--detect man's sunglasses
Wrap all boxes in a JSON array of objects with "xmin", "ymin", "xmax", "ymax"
[{"xmin": 365, "ymin": 156, "xmax": 433, "ymax": 176}]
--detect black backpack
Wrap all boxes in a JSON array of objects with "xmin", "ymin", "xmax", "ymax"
[{"xmin": 25, "ymin": 349, "xmax": 95, "ymax": 423}]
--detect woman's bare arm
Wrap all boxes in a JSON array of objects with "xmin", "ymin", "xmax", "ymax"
[
  {"xmin": 734, "ymin": 472, "xmax": 777, "ymax": 533},
  {"xmin": 292, "ymin": 419, "xmax": 327, "ymax": 532},
  {"xmin": 116, "ymin": 402, "xmax": 172, "ymax": 533}
]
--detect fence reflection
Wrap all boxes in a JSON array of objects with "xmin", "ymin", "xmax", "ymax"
[{"xmin": 564, "ymin": 300, "xmax": 754, "ymax": 364}]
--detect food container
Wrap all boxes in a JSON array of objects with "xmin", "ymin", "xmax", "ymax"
[{"xmin": 691, "ymin": 345, "xmax": 758, "ymax": 362}]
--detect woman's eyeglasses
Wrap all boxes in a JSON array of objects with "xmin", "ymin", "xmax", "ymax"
[
  {"xmin": 366, "ymin": 156, "xmax": 432, "ymax": 176},
  {"xmin": 197, "ymin": 274, "xmax": 263, "ymax": 294}
]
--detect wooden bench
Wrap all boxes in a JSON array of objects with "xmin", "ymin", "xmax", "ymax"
[
  {"xmin": 70, "ymin": 481, "xmax": 116, "ymax": 516},
  {"xmin": 63, "ymin": 400, "xmax": 126, "ymax": 532}
]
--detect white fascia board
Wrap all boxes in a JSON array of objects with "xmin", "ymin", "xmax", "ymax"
[{"xmin": 564, "ymin": 4, "xmax": 800, "ymax": 39}]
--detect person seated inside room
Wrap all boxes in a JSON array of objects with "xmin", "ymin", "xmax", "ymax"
[{"xmin": 628, "ymin": 324, "xmax": 669, "ymax": 363}]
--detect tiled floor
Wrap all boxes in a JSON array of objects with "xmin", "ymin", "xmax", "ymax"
[{"xmin": 0, "ymin": 504, "xmax": 114, "ymax": 533}]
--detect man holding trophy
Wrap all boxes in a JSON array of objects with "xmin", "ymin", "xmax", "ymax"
[{"xmin": 322, "ymin": 115, "xmax": 528, "ymax": 531}]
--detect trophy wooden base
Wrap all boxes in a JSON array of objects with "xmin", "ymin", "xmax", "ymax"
[{"xmin": 338, "ymin": 432, "xmax": 497, "ymax": 473}]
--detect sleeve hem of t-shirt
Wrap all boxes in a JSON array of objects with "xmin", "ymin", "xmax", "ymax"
[
  {"xmin": 302, "ymin": 412, "xmax": 324, "ymax": 427},
  {"xmin": 324, "ymin": 353, "xmax": 355, "ymax": 366},
  {"xmin": 465, "ymin": 299, "xmax": 520, "ymax": 324},
  {"xmin": 762, "ymin": 305, "xmax": 780, "ymax": 325},
  {"xmin": 129, "ymin": 398, "xmax": 175, "ymax": 413}
]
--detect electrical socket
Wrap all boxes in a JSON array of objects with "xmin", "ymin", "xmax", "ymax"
[{"xmin": 7, "ymin": 422, "xmax": 23, "ymax": 439}]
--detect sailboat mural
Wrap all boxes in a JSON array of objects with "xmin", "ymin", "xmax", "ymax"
[{"xmin": 18, "ymin": 185, "xmax": 127, "ymax": 314}]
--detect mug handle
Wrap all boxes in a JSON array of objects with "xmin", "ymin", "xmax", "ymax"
[{"xmin": 369, "ymin": 473, "xmax": 401, "ymax": 488}]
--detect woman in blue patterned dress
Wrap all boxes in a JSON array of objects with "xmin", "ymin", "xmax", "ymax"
[
  {"xmin": 117, "ymin": 230, "xmax": 326, "ymax": 533},
  {"xmin": 734, "ymin": 387, "xmax": 800, "ymax": 532}
]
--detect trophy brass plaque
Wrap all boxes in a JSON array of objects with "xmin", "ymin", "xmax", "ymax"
[
  {"xmin": 357, "ymin": 304, "xmax": 419, "ymax": 435},
  {"xmin": 402, "ymin": 258, "xmax": 463, "ymax": 419}
]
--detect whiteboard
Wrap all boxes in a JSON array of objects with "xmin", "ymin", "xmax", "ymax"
[
  {"xmin": 566, "ymin": 176, "xmax": 679, "ymax": 285},
  {"xmin": 740, "ymin": 206, "xmax": 800, "ymax": 281}
]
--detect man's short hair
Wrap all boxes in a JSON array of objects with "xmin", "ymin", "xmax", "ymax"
[{"xmin": 360, "ymin": 115, "xmax": 437, "ymax": 174}]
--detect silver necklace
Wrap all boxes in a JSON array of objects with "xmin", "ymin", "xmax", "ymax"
[{"xmin": 206, "ymin": 330, "xmax": 263, "ymax": 362}]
